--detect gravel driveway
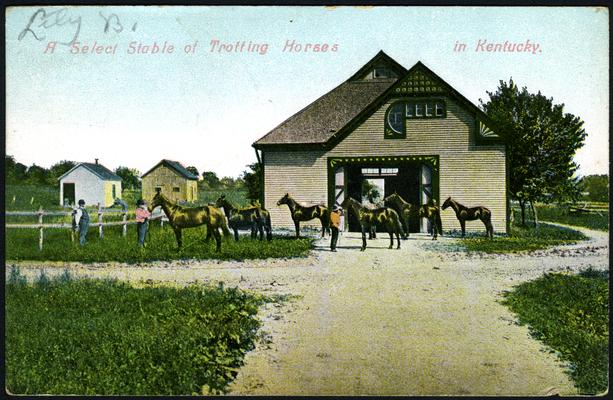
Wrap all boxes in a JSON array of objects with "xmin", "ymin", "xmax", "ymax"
[{"xmin": 8, "ymin": 225, "xmax": 608, "ymax": 396}]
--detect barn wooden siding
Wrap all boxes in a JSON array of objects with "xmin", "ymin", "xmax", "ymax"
[
  {"xmin": 142, "ymin": 165, "xmax": 198, "ymax": 203},
  {"xmin": 263, "ymin": 97, "xmax": 507, "ymax": 233}
]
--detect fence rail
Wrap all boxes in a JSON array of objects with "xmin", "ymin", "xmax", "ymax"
[{"xmin": 6, "ymin": 204, "xmax": 167, "ymax": 251}]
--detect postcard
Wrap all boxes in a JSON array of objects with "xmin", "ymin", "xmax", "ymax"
[{"xmin": 4, "ymin": 5, "xmax": 609, "ymax": 396}]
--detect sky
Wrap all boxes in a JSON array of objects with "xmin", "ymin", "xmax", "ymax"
[{"xmin": 5, "ymin": 6, "xmax": 609, "ymax": 178}]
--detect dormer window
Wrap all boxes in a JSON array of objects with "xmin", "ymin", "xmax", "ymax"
[{"xmin": 374, "ymin": 67, "xmax": 392, "ymax": 78}]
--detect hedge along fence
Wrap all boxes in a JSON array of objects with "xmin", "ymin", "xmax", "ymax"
[{"xmin": 6, "ymin": 205, "xmax": 168, "ymax": 251}]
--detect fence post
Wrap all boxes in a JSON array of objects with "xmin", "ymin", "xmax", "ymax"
[
  {"xmin": 98, "ymin": 203, "xmax": 104, "ymax": 239},
  {"xmin": 122, "ymin": 211, "xmax": 127, "ymax": 237},
  {"xmin": 38, "ymin": 206, "xmax": 44, "ymax": 251}
]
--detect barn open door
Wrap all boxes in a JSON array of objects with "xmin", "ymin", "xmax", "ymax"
[{"xmin": 63, "ymin": 183, "xmax": 75, "ymax": 206}]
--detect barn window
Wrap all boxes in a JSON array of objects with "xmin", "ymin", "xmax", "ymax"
[
  {"xmin": 435, "ymin": 102, "xmax": 445, "ymax": 116},
  {"xmin": 406, "ymin": 103, "xmax": 414, "ymax": 117},
  {"xmin": 386, "ymin": 103, "xmax": 405, "ymax": 134},
  {"xmin": 425, "ymin": 103, "xmax": 434, "ymax": 117},
  {"xmin": 415, "ymin": 103, "xmax": 424, "ymax": 117},
  {"xmin": 173, "ymin": 187, "xmax": 180, "ymax": 193},
  {"xmin": 112, "ymin": 184, "xmax": 116, "ymax": 199}
]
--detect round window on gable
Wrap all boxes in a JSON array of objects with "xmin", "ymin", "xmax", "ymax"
[{"xmin": 387, "ymin": 103, "xmax": 405, "ymax": 134}]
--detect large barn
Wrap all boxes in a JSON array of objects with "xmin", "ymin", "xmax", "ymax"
[
  {"xmin": 253, "ymin": 51, "xmax": 508, "ymax": 234},
  {"xmin": 141, "ymin": 159, "xmax": 199, "ymax": 204}
]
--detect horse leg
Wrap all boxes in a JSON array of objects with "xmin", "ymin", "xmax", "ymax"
[
  {"xmin": 396, "ymin": 229, "xmax": 401, "ymax": 249},
  {"xmin": 432, "ymin": 218, "xmax": 438, "ymax": 240},
  {"xmin": 204, "ymin": 225, "xmax": 212, "ymax": 243},
  {"xmin": 173, "ymin": 228, "xmax": 182, "ymax": 250},
  {"xmin": 361, "ymin": 226, "xmax": 367, "ymax": 251},
  {"xmin": 233, "ymin": 227, "xmax": 239, "ymax": 242},
  {"xmin": 388, "ymin": 230, "xmax": 393, "ymax": 249},
  {"xmin": 294, "ymin": 220, "xmax": 300, "ymax": 238},
  {"xmin": 258, "ymin": 221, "xmax": 264, "ymax": 241},
  {"xmin": 320, "ymin": 218, "xmax": 326, "ymax": 238},
  {"xmin": 213, "ymin": 229, "xmax": 222, "ymax": 252},
  {"xmin": 460, "ymin": 220, "xmax": 466, "ymax": 238},
  {"xmin": 266, "ymin": 221, "xmax": 272, "ymax": 241},
  {"xmin": 403, "ymin": 216, "xmax": 409, "ymax": 239}
]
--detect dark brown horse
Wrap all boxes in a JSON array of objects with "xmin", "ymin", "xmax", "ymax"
[
  {"xmin": 215, "ymin": 195, "xmax": 272, "ymax": 241},
  {"xmin": 419, "ymin": 200, "xmax": 443, "ymax": 240},
  {"xmin": 149, "ymin": 190, "xmax": 231, "ymax": 251},
  {"xmin": 277, "ymin": 193, "xmax": 330, "ymax": 238},
  {"xmin": 341, "ymin": 197, "xmax": 403, "ymax": 251},
  {"xmin": 383, "ymin": 192, "xmax": 414, "ymax": 239},
  {"xmin": 441, "ymin": 197, "xmax": 494, "ymax": 239}
]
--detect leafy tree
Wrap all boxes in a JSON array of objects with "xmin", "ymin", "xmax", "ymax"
[
  {"xmin": 47, "ymin": 160, "xmax": 76, "ymax": 185},
  {"xmin": 5, "ymin": 155, "xmax": 27, "ymax": 184},
  {"xmin": 186, "ymin": 166, "xmax": 199, "ymax": 178},
  {"xmin": 480, "ymin": 79, "xmax": 587, "ymax": 225},
  {"xmin": 201, "ymin": 171, "xmax": 220, "ymax": 189},
  {"xmin": 219, "ymin": 176, "xmax": 235, "ymax": 189},
  {"xmin": 241, "ymin": 162, "xmax": 262, "ymax": 202},
  {"xmin": 581, "ymin": 174, "xmax": 609, "ymax": 202},
  {"xmin": 114, "ymin": 166, "xmax": 141, "ymax": 190},
  {"xmin": 26, "ymin": 164, "xmax": 49, "ymax": 185}
]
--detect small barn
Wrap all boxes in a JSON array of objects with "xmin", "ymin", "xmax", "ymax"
[
  {"xmin": 141, "ymin": 159, "xmax": 199, "ymax": 203},
  {"xmin": 58, "ymin": 159, "xmax": 122, "ymax": 207},
  {"xmin": 253, "ymin": 51, "xmax": 508, "ymax": 234}
]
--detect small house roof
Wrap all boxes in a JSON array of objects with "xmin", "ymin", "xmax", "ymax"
[
  {"xmin": 141, "ymin": 159, "xmax": 199, "ymax": 180},
  {"xmin": 58, "ymin": 162, "xmax": 122, "ymax": 181}
]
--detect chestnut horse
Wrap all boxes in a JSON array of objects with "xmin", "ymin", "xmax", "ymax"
[
  {"xmin": 149, "ymin": 190, "xmax": 231, "ymax": 251},
  {"xmin": 341, "ymin": 197, "xmax": 403, "ymax": 251},
  {"xmin": 418, "ymin": 200, "xmax": 443, "ymax": 240},
  {"xmin": 215, "ymin": 195, "xmax": 272, "ymax": 241},
  {"xmin": 383, "ymin": 192, "xmax": 415, "ymax": 239},
  {"xmin": 277, "ymin": 193, "xmax": 330, "ymax": 238},
  {"xmin": 441, "ymin": 197, "xmax": 493, "ymax": 239}
]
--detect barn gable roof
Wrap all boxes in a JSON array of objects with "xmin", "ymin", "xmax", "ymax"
[
  {"xmin": 58, "ymin": 162, "xmax": 121, "ymax": 181},
  {"xmin": 253, "ymin": 51, "xmax": 499, "ymax": 149},
  {"xmin": 141, "ymin": 159, "xmax": 199, "ymax": 180}
]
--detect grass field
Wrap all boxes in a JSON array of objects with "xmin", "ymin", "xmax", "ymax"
[
  {"xmin": 501, "ymin": 269, "xmax": 609, "ymax": 394},
  {"xmin": 535, "ymin": 204, "xmax": 609, "ymax": 232},
  {"xmin": 5, "ymin": 223, "xmax": 312, "ymax": 262},
  {"xmin": 460, "ymin": 221, "xmax": 587, "ymax": 253},
  {"xmin": 5, "ymin": 268, "xmax": 276, "ymax": 395}
]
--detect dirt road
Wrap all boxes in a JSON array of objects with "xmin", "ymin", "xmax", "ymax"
[{"xmin": 9, "ymin": 225, "xmax": 608, "ymax": 396}]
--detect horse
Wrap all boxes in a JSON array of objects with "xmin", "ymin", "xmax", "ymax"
[
  {"xmin": 215, "ymin": 195, "xmax": 272, "ymax": 241},
  {"xmin": 149, "ymin": 189, "xmax": 231, "ymax": 252},
  {"xmin": 340, "ymin": 197, "xmax": 404, "ymax": 251},
  {"xmin": 383, "ymin": 192, "xmax": 415, "ymax": 239},
  {"xmin": 277, "ymin": 193, "xmax": 330, "ymax": 238},
  {"xmin": 418, "ymin": 200, "xmax": 443, "ymax": 240},
  {"xmin": 441, "ymin": 197, "xmax": 494, "ymax": 239}
]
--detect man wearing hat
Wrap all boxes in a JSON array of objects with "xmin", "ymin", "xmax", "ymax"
[
  {"xmin": 73, "ymin": 199, "xmax": 90, "ymax": 246},
  {"xmin": 135, "ymin": 199, "xmax": 152, "ymax": 247},
  {"xmin": 329, "ymin": 205, "xmax": 343, "ymax": 252}
]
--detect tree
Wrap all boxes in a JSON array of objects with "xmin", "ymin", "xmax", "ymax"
[
  {"xmin": 186, "ymin": 166, "xmax": 199, "ymax": 178},
  {"xmin": 241, "ymin": 162, "xmax": 262, "ymax": 202},
  {"xmin": 480, "ymin": 79, "xmax": 587, "ymax": 225},
  {"xmin": 581, "ymin": 174, "xmax": 609, "ymax": 202},
  {"xmin": 5, "ymin": 155, "xmax": 27, "ymax": 184},
  {"xmin": 201, "ymin": 171, "xmax": 220, "ymax": 189},
  {"xmin": 47, "ymin": 160, "xmax": 76, "ymax": 185},
  {"xmin": 26, "ymin": 164, "xmax": 49, "ymax": 185},
  {"xmin": 114, "ymin": 166, "xmax": 141, "ymax": 190}
]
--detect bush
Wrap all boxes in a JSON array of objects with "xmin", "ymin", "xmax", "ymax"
[
  {"xmin": 5, "ymin": 269, "xmax": 273, "ymax": 395},
  {"xmin": 501, "ymin": 270, "xmax": 609, "ymax": 394}
]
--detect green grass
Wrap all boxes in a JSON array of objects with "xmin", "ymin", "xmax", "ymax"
[
  {"xmin": 5, "ymin": 223, "xmax": 312, "ymax": 262},
  {"xmin": 5, "ymin": 267, "xmax": 275, "ymax": 395},
  {"xmin": 461, "ymin": 221, "xmax": 587, "ymax": 253},
  {"xmin": 535, "ymin": 203, "xmax": 609, "ymax": 232},
  {"xmin": 501, "ymin": 269, "xmax": 609, "ymax": 394},
  {"xmin": 6, "ymin": 185, "xmax": 61, "ymax": 211}
]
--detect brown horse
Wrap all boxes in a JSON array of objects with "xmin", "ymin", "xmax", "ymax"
[
  {"xmin": 441, "ymin": 197, "xmax": 493, "ymax": 239},
  {"xmin": 149, "ymin": 190, "xmax": 231, "ymax": 251},
  {"xmin": 383, "ymin": 192, "xmax": 414, "ymax": 239},
  {"xmin": 215, "ymin": 195, "xmax": 272, "ymax": 241},
  {"xmin": 277, "ymin": 193, "xmax": 330, "ymax": 238},
  {"xmin": 341, "ymin": 197, "xmax": 403, "ymax": 251},
  {"xmin": 419, "ymin": 200, "xmax": 443, "ymax": 240}
]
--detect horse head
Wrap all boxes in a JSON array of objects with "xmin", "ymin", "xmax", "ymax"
[
  {"xmin": 277, "ymin": 193, "xmax": 290, "ymax": 206},
  {"xmin": 340, "ymin": 196, "xmax": 356, "ymax": 210},
  {"xmin": 149, "ymin": 189, "xmax": 166, "ymax": 212},
  {"xmin": 215, "ymin": 194, "xmax": 227, "ymax": 208},
  {"xmin": 441, "ymin": 197, "xmax": 452, "ymax": 210}
]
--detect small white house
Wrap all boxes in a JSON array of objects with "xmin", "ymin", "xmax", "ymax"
[{"xmin": 58, "ymin": 159, "xmax": 122, "ymax": 207}]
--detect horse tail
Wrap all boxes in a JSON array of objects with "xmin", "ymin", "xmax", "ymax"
[{"xmin": 321, "ymin": 206, "xmax": 331, "ymax": 227}]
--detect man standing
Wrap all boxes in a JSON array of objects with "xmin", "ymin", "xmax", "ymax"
[
  {"xmin": 74, "ymin": 199, "xmax": 90, "ymax": 246},
  {"xmin": 330, "ymin": 206, "xmax": 342, "ymax": 252},
  {"xmin": 135, "ymin": 199, "xmax": 152, "ymax": 247}
]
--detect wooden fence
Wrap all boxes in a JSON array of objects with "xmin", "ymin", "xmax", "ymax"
[{"xmin": 6, "ymin": 204, "xmax": 167, "ymax": 251}]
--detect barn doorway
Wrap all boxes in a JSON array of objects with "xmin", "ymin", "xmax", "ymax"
[
  {"xmin": 329, "ymin": 156, "xmax": 438, "ymax": 234},
  {"xmin": 63, "ymin": 183, "xmax": 75, "ymax": 206}
]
